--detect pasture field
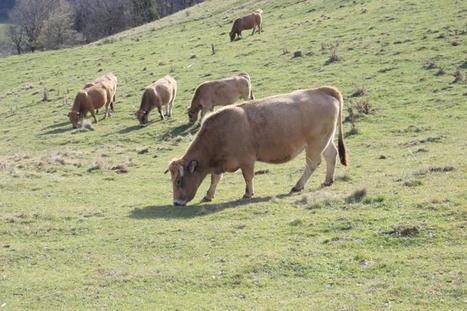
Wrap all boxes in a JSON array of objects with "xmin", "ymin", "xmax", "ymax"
[{"xmin": 0, "ymin": 0, "xmax": 466, "ymax": 309}]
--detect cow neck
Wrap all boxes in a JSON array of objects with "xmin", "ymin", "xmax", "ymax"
[{"xmin": 183, "ymin": 134, "xmax": 212, "ymax": 170}]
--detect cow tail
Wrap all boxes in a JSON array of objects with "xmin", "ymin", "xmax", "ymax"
[{"xmin": 336, "ymin": 90, "xmax": 348, "ymax": 166}]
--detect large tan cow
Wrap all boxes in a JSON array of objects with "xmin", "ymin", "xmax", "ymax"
[
  {"xmin": 187, "ymin": 73, "xmax": 254, "ymax": 123},
  {"xmin": 136, "ymin": 75, "xmax": 177, "ymax": 126},
  {"xmin": 230, "ymin": 9, "xmax": 263, "ymax": 41},
  {"xmin": 68, "ymin": 73, "xmax": 118, "ymax": 128},
  {"xmin": 167, "ymin": 86, "xmax": 348, "ymax": 206}
]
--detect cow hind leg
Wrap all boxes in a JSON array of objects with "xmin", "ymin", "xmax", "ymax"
[
  {"xmin": 104, "ymin": 104, "xmax": 110, "ymax": 119},
  {"xmin": 168, "ymin": 91, "xmax": 176, "ymax": 117},
  {"xmin": 322, "ymin": 141, "xmax": 338, "ymax": 187},
  {"xmin": 90, "ymin": 110, "xmax": 98, "ymax": 124},
  {"xmin": 202, "ymin": 174, "xmax": 223, "ymax": 202},
  {"xmin": 241, "ymin": 163, "xmax": 255, "ymax": 199},
  {"xmin": 291, "ymin": 146, "xmax": 322, "ymax": 193},
  {"xmin": 111, "ymin": 95, "xmax": 116, "ymax": 112}
]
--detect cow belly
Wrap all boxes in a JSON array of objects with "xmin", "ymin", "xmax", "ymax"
[{"xmin": 257, "ymin": 143, "xmax": 305, "ymax": 164}]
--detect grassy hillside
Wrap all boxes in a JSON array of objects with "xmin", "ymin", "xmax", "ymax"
[{"xmin": 0, "ymin": 0, "xmax": 466, "ymax": 309}]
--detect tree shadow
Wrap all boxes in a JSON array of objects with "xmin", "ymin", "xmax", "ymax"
[{"xmin": 129, "ymin": 195, "xmax": 282, "ymax": 219}]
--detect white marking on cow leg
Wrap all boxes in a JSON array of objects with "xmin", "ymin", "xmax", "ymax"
[
  {"xmin": 203, "ymin": 174, "xmax": 222, "ymax": 202},
  {"xmin": 165, "ymin": 103, "xmax": 169, "ymax": 116},
  {"xmin": 322, "ymin": 141, "xmax": 338, "ymax": 186},
  {"xmin": 241, "ymin": 164, "xmax": 255, "ymax": 199},
  {"xmin": 292, "ymin": 151, "xmax": 321, "ymax": 192}
]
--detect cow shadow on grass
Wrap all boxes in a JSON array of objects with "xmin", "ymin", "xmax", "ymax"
[
  {"xmin": 40, "ymin": 126, "xmax": 71, "ymax": 135},
  {"xmin": 162, "ymin": 122, "xmax": 199, "ymax": 139},
  {"xmin": 42, "ymin": 121, "xmax": 70, "ymax": 130},
  {"xmin": 129, "ymin": 194, "xmax": 290, "ymax": 219}
]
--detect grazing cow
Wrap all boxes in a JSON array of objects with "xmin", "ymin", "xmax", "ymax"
[
  {"xmin": 230, "ymin": 9, "xmax": 263, "ymax": 41},
  {"xmin": 68, "ymin": 73, "xmax": 118, "ymax": 128},
  {"xmin": 167, "ymin": 86, "xmax": 348, "ymax": 206},
  {"xmin": 136, "ymin": 75, "xmax": 177, "ymax": 126},
  {"xmin": 187, "ymin": 73, "xmax": 254, "ymax": 123},
  {"xmin": 81, "ymin": 73, "xmax": 118, "ymax": 117},
  {"xmin": 68, "ymin": 86, "xmax": 108, "ymax": 129}
]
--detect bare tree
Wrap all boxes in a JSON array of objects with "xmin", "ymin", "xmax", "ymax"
[
  {"xmin": 7, "ymin": 25, "xmax": 25, "ymax": 55},
  {"xmin": 9, "ymin": 0, "xmax": 55, "ymax": 52},
  {"xmin": 39, "ymin": 0, "xmax": 83, "ymax": 49}
]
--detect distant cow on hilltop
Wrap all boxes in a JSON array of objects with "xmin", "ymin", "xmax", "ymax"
[{"xmin": 230, "ymin": 9, "xmax": 263, "ymax": 41}]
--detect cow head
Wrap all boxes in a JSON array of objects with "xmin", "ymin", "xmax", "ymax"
[
  {"xmin": 135, "ymin": 110, "xmax": 148, "ymax": 127},
  {"xmin": 166, "ymin": 159, "xmax": 206, "ymax": 206},
  {"xmin": 229, "ymin": 31, "xmax": 236, "ymax": 42},
  {"xmin": 68, "ymin": 111, "xmax": 79, "ymax": 129},
  {"xmin": 187, "ymin": 106, "xmax": 199, "ymax": 123}
]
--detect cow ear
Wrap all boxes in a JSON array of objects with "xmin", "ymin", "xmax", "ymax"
[{"xmin": 188, "ymin": 160, "xmax": 198, "ymax": 174}]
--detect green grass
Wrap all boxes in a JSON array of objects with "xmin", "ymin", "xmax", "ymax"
[{"xmin": 0, "ymin": 0, "xmax": 466, "ymax": 309}]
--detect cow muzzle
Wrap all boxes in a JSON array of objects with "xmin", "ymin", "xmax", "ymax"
[{"xmin": 173, "ymin": 200, "xmax": 187, "ymax": 206}]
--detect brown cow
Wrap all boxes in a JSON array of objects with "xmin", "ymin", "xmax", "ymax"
[
  {"xmin": 80, "ymin": 73, "xmax": 118, "ymax": 117},
  {"xmin": 230, "ymin": 9, "xmax": 263, "ymax": 41},
  {"xmin": 187, "ymin": 73, "xmax": 254, "ymax": 123},
  {"xmin": 136, "ymin": 75, "xmax": 177, "ymax": 126},
  {"xmin": 167, "ymin": 86, "xmax": 348, "ymax": 206},
  {"xmin": 68, "ymin": 86, "xmax": 108, "ymax": 129}
]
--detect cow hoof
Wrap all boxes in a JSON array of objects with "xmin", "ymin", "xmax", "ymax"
[
  {"xmin": 201, "ymin": 196, "xmax": 212, "ymax": 203},
  {"xmin": 321, "ymin": 181, "xmax": 334, "ymax": 187},
  {"xmin": 290, "ymin": 187, "xmax": 303, "ymax": 193},
  {"xmin": 242, "ymin": 194, "xmax": 253, "ymax": 200}
]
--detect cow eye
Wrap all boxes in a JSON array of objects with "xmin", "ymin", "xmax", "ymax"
[{"xmin": 176, "ymin": 177, "xmax": 182, "ymax": 187}]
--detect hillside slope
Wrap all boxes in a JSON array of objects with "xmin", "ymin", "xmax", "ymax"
[{"xmin": 0, "ymin": 0, "xmax": 466, "ymax": 309}]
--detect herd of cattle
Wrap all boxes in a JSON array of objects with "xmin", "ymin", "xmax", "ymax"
[{"xmin": 67, "ymin": 9, "xmax": 349, "ymax": 206}]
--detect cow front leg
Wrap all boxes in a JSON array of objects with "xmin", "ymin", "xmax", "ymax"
[
  {"xmin": 241, "ymin": 163, "xmax": 255, "ymax": 199},
  {"xmin": 200, "ymin": 107, "xmax": 209, "ymax": 122},
  {"xmin": 202, "ymin": 174, "xmax": 223, "ymax": 202},
  {"xmin": 158, "ymin": 106, "xmax": 164, "ymax": 120}
]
